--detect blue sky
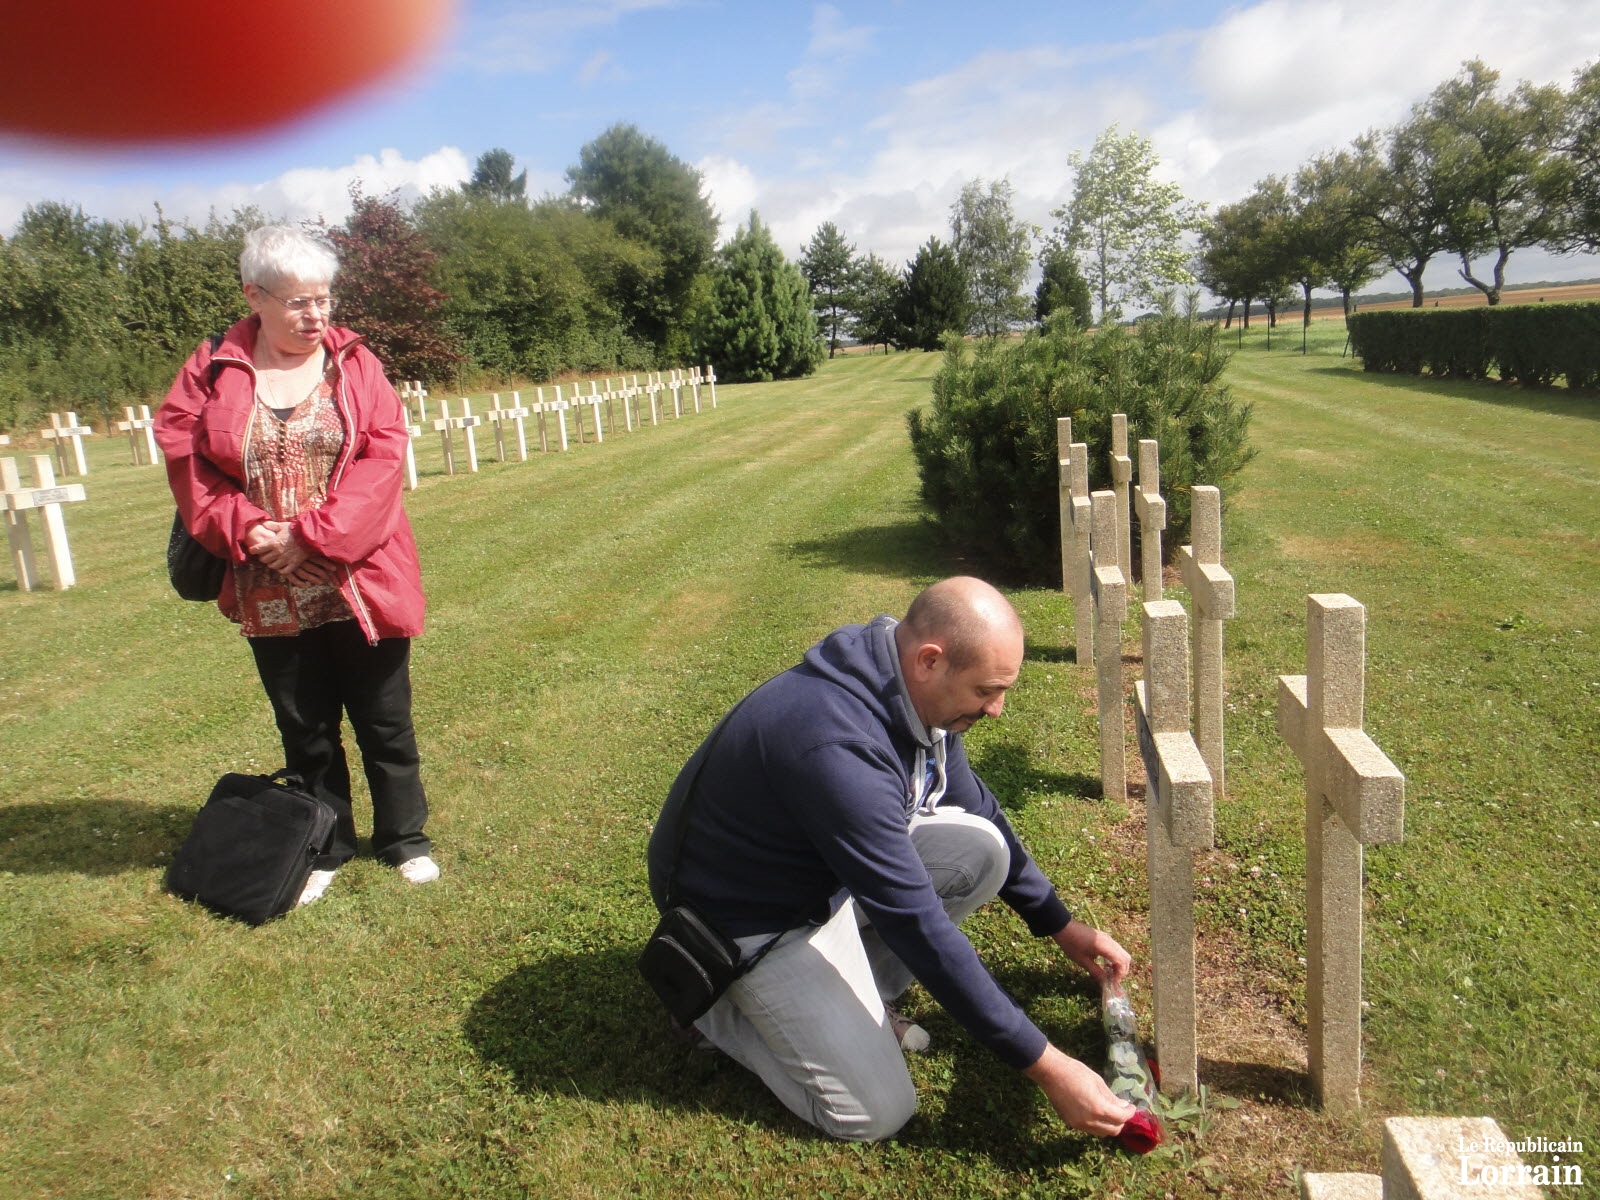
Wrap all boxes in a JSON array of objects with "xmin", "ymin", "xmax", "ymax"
[{"xmin": 5, "ymin": 0, "xmax": 1598, "ymax": 294}]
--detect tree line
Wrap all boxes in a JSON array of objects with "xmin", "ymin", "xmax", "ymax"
[{"xmin": 1196, "ymin": 59, "xmax": 1600, "ymax": 329}]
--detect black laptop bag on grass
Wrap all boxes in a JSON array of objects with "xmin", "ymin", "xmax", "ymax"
[{"xmin": 168, "ymin": 772, "xmax": 337, "ymax": 925}]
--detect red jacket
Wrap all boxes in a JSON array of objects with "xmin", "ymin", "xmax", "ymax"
[{"xmin": 155, "ymin": 316, "xmax": 425, "ymax": 642}]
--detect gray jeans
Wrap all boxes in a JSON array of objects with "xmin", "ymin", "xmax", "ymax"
[{"xmin": 693, "ymin": 807, "xmax": 1011, "ymax": 1141}]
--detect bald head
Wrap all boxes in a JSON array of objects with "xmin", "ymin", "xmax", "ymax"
[{"xmin": 900, "ymin": 576, "xmax": 1024, "ymax": 670}]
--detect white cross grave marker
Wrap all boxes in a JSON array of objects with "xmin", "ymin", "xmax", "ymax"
[
  {"xmin": 689, "ymin": 366, "xmax": 702, "ymax": 413},
  {"xmin": 2, "ymin": 455, "xmax": 87, "ymax": 590},
  {"xmin": 1177, "ymin": 486, "xmax": 1236, "ymax": 794},
  {"xmin": 1090, "ymin": 489, "xmax": 1127, "ymax": 801},
  {"xmin": 432, "ymin": 398, "xmax": 457, "ymax": 475},
  {"xmin": 1056, "ymin": 419, "xmax": 1094, "ymax": 663},
  {"xmin": 116, "ymin": 404, "xmax": 161, "ymax": 466},
  {"xmin": 669, "ymin": 370, "xmax": 683, "ymax": 419},
  {"xmin": 586, "ymin": 381, "xmax": 605, "ymax": 444},
  {"xmin": 1134, "ymin": 439, "xmax": 1166, "ymax": 601},
  {"xmin": 704, "ymin": 364, "xmax": 718, "ymax": 408},
  {"xmin": 549, "ymin": 386, "xmax": 571, "ymax": 451},
  {"xmin": 645, "ymin": 376, "xmax": 661, "ymax": 426},
  {"xmin": 1277, "ymin": 594, "xmax": 1405, "ymax": 1112},
  {"xmin": 1063, "ymin": 428, "xmax": 1095, "ymax": 662},
  {"xmin": 1134, "ymin": 599, "xmax": 1215, "ymax": 1093},
  {"xmin": 1111, "ymin": 413, "xmax": 1133, "ymax": 595},
  {"xmin": 42, "ymin": 412, "xmax": 94, "ymax": 476},
  {"xmin": 403, "ymin": 415, "xmax": 421, "ymax": 491}
]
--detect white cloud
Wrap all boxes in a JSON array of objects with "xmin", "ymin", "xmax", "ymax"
[
  {"xmin": 709, "ymin": 0, "xmax": 1600, "ymax": 289},
  {"xmin": 460, "ymin": 0, "xmax": 682, "ymax": 74},
  {"xmin": 696, "ymin": 154, "xmax": 760, "ymax": 238},
  {"xmin": 0, "ymin": 147, "xmax": 474, "ymax": 235}
]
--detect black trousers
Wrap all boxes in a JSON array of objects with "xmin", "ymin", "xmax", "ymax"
[{"xmin": 248, "ymin": 620, "xmax": 432, "ymax": 869}]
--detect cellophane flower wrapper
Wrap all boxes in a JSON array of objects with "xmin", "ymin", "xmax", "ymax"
[{"xmin": 1101, "ymin": 977, "xmax": 1166, "ymax": 1153}]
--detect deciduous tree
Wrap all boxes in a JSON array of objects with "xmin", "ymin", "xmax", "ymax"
[
  {"xmin": 1419, "ymin": 60, "xmax": 1567, "ymax": 304},
  {"xmin": 326, "ymin": 187, "xmax": 462, "ymax": 383},
  {"xmin": 849, "ymin": 252, "xmax": 903, "ymax": 353},
  {"xmin": 949, "ymin": 178, "xmax": 1033, "ymax": 336},
  {"xmin": 566, "ymin": 123, "xmax": 718, "ymax": 353},
  {"xmin": 1052, "ymin": 125, "xmax": 1203, "ymax": 324},
  {"xmin": 465, "ymin": 148, "xmax": 527, "ymax": 204}
]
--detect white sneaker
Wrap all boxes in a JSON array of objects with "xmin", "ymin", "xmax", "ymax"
[
  {"xmin": 887, "ymin": 1006, "xmax": 930, "ymax": 1054},
  {"xmin": 297, "ymin": 869, "xmax": 337, "ymax": 907},
  {"xmin": 397, "ymin": 855, "xmax": 440, "ymax": 884}
]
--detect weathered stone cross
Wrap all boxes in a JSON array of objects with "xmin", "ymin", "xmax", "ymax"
[
  {"xmin": 1134, "ymin": 598, "xmax": 1214, "ymax": 1093},
  {"xmin": 1177, "ymin": 486, "xmax": 1236, "ymax": 793},
  {"xmin": 1055, "ymin": 419, "xmax": 1094, "ymax": 663},
  {"xmin": 42, "ymin": 412, "xmax": 94, "ymax": 477},
  {"xmin": 1134, "ymin": 439, "xmax": 1165, "ymax": 601},
  {"xmin": 1278, "ymin": 594, "xmax": 1405, "ymax": 1112},
  {"xmin": 1110, "ymin": 413, "xmax": 1133, "ymax": 593},
  {"xmin": 1090, "ymin": 488, "xmax": 1127, "ymax": 801},
  {"xmin": 117, "ymin": 404, "xmax": 160, "ymax": 466}
]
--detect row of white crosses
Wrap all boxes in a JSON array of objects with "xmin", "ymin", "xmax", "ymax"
[
  {"xmin": 3, "ymin": 455, "xmax": 87, "ymax": 590},
  {"xmin": 116, "ymin": 405, "xmax": 161, "ymax": 466},
  {"xmin": 394, "ymin": 367, "xmax": 720, "ymax": 486},
  {"xmin": 1058, "ymin": 416, "xmax": 1406, "ymax": 1113}
]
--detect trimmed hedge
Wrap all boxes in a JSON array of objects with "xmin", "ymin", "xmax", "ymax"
[{"xmin": 1348, "ymin": 302, "xmax": 1600, "ymax": 389}]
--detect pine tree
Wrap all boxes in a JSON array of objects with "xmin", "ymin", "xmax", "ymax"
[
  {"xmin": 897, "ymin": 238, "xmax": 969, "ymax": 351},
  {"xmin": 695, "ymin": 212, "xmax": 822, "ymax": 383},
  {"xmin": 799, "ymin": 221, "xmax": 857, "ymax": 357}
]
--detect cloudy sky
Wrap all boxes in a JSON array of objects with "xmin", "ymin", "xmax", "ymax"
[{"xmin": 5, "ymin": 0, "xmax": 1599, "ymax": 295}]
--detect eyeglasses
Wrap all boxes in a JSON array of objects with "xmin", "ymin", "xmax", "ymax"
[{"xmin": 258, "ymin": 287, "xmax": 338, "ymax": 314}]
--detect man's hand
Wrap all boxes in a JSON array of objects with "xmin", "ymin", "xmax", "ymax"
[
  {"xmin": 1053, "ymin": 918, "xmax": 1131, "ymax": 985},
  {"xmin": 1023, "ymin": 1043, "xmax": 1137, "ymax": 1136}
]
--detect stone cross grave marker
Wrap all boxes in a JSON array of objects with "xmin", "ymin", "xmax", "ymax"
[
  {"xmin": 432, "ymin": 397, "xmax": 456, "ymax": 474},
  {"xmin": 620, "ymin": 377, "xmax": 636, "ymax": 432},
  {"xmin": 548, "ymin": 387, "xmax": 571, "ymax": 451},
  {"xmin": 1278, "ymin": 594, "xmax": 1405, "ymax": 1112},
  {"xmin": 403, "ymin": 413, "xmax": 421, "ymax": 491},
  {"xmin": 669, "ymin": 371, "xmax": 683, "ymax": 419},
  {"xmin": 584, "ymin": 382, "xmax": 605, "ymax": 443},
  {"xmin": 42, "ymin": 412, "xmax": 94, "ymax": 477},
  {"xmin": 602, "ymin": 379, "xmax": 618, "ymax": 436},
  {"xmin": 2, "ymin": 455, "xmax": 87, "ymax": 590},
  {"xmin": 486, "ymin": 393, "xmax": 530, "ymax": 463},
  {"xmin": 1134, "ymin": 599, "xmax": 1215, "ymax": 1093},
  {"xmin": 1111, "ymin": 413, "xmax": 1133, "ymax": 592},
  {"xmin": 116, "ymin": 404, "xmax": 160, "ymax": 466},
  {"xmin": 704, "ymin": 364, "xmax": 718, "ymax": 408},
  {"xmin": 688, "ymin": 366, "xmax": 703, "ymax": 413},
  {"xmin": 1177, "ymin": 486, "xmax": 1236, "ymax": 795},
  {"xmin": 1300, "ymin": 1116, "xmax": 1548, "ymax": 1200},
  {"xmin": 1134, "ymin": 439, "xmax": 1166, "ymax": 601},
  {"xmin": 645, "ymin": 376, "xmax": 662, "ymax": 426},
  {"xmin": 400, "ymin": 381, "xmax": 429, "ymax": 424},
  {"xmin": 1090, "ymin": 489, "xmax": 1127, "ymax": 801},
  {"xmin": 1058, "ymin": 424, "xmax": 1094, "ymax": 663}
]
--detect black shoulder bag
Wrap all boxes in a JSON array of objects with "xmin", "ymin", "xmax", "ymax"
[
  {"xmin": 638, "ymin": 698, "xmax": 790, "ymax": 1026},
  {"xmin": 167, "ymin": 333, "xmax": 230, "ymax": 602}
]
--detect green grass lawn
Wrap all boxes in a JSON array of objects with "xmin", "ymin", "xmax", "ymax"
[{"xmin": 0, "ymin": 334, "xmax": 1595, "ymax": 1198}]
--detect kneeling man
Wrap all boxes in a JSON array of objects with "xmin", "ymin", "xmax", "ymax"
[{"xmin": 646, "ymin": 576, "xmax": 1137, "ymax": 1142}]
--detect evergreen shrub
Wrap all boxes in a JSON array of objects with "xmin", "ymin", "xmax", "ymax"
[
  {"xmin": 907, "ymin": 301, "xmax": 1254, "ymax": 585},
  {"xmin": 1348, "ymin": 302, "xmax": 1600, "ymax": 390}
]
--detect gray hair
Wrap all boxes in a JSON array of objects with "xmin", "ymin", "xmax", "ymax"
[{"xmin": 239, "ymin": 225, "xmax": 339, "ymax": 290}]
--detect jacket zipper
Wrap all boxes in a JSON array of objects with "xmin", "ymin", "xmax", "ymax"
[{"xmin": 327, "ymin": 341, "xmax": 378, "ymax": 645}]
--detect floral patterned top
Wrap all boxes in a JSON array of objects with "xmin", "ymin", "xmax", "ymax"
[{"xmin": 234, "ymin": 359, "xmax": 355, "ymax": 637}]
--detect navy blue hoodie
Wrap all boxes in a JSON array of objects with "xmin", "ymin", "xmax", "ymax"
[{"xmin": 647, "ymin": 615, "xmax": 1073, "ymax": 1070}]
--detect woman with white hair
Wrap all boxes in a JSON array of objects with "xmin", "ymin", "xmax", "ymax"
[{"xmin": 156, "ymin": 224, "xmax": 439, "ymax": 904}]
